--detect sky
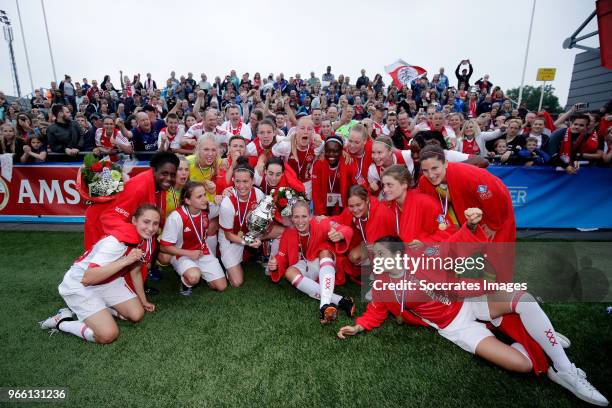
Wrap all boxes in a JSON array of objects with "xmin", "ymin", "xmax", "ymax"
[{"xmin": 0, "ymin": 0, "xmax": 601, "ymax": 105}]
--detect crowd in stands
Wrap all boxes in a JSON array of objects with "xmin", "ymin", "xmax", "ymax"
[{"xmin": 1, "ymin": 61, "xmax": 611, "ymax": 173}]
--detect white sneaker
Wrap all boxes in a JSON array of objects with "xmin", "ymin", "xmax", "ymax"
[
  {"xmin": 39, "ymin": 308, "xmax": 74, "ymax": 330},
  {"xmin": 548, "ymin": 364, "xmax": 609, "ymax": 406},
  {"xmin": 556, "ymin": 331, "xmax": 571, "ymax": 349}
]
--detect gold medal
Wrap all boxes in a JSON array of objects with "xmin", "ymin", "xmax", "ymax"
[
  {"xmin": 438, "ymin": 222, "xmax": 447, "ymax": 231},
  {"xmin": 396, "ymin": 315, "xmax": 404, "ymax": 325},
  {"xmin": 238, "ymin": 231, "xmax": 244, "ymax": 238}
]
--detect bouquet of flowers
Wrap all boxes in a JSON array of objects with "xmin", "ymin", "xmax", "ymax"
[
  {"xmin": 274, "ymin": 187, "xmax": 307, "ymax": 217},
  {"xmin": 76, "ymin": 153, "xmax": 124, "ymax": 202}
]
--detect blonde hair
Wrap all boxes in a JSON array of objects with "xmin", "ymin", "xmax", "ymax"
[
  {"xmin": 195, "ymin": 132, "xmax": 220, "ymax": 179},
  {"xmin": 0, "ymin": 123, "xmax": 16, "ymax": 153},
  {"xmin": 372, "ymin": 135, "xmax": 393, "ymax": 150},
  {"xmin": 507, "ymin": 118, "xmax": 523, "ymax": 128},
  {"xmin": 290, "ymin": 117, "xmax": 314, "ymax": 161},
  {"xmin": 461, "ymin": 119, "xmax": 481, "ymax": 138}
]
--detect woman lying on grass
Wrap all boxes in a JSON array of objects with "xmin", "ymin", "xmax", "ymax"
[{"xmin": 338, "ymin": 236, "xmax": 608, "ymax": 407}]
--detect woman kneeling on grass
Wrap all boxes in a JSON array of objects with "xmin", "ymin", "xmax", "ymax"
[
  {"xmin": 39, "ymin": 204, "xmax": 160, "ymax": 344},
  {"xmin": 160, "ymin": 181, "xmax": 226, "ymax": 295},
  {"xmin": 268, "ymin": 200, "xmax": 355, "ymax": 324},
  {"xmin": 337, "ymin": 236, "xmax": 609, "ymax": 407}
]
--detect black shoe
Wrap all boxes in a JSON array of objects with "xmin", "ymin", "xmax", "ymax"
[
  {"xmin": 179, "ymin": 282, "xmax": 193, "ymax": 296},
  {"xmin": 319, "ymin": 304, "xmax": 337, "ymax": 324},
  {"xmin": 144, "ymin": 285, "xmax": 159, "ymax": 296},
  {"xmin": 338, "ymin": 297, "xmax": 356, "ymax": 318},
  {"xmin": 147, "ymin": 266, "xmax": 162, "ymax": 282}
]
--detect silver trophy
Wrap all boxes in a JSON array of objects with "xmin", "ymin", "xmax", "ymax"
[{"xmin": 243, "ymin": 191, "xmax": 276, "ymax": 245}]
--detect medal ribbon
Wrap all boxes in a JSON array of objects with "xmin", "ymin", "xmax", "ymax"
[
  {"xmin": 184, "ymin": 206, "xmax": 206, "ymax": 247},
  {"xmin": 234, "ymin": 188, "xmax": 252, "ymax": 230}
]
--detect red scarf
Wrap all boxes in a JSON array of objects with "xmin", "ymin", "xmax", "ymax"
[
  {"xmin": 461, "ymin": 137, "xmax": 480, "ymax": 155},
  {"xmin": 230, "ymin": 121, "xmax": 243, "ymax": 136},
  {"xmin": 559, "ymin": 128, "xmax": 600, "ymax": 162}
]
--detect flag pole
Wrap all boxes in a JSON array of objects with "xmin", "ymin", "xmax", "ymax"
[
  {"xmin": 15, "ymin": 0, "xmax": 34, "ymax": 94},
  {"xmin": 40, "ymin": 0, "xmax": 57, "ymax": 81},
  {"xmin": 517, "ymin": 0, "xmax": 536, "ymax": 107}
]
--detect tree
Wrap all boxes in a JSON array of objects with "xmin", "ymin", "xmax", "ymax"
[{"xmin": 505, "ymin": 85, "xmax": 563, "ymax": 114}]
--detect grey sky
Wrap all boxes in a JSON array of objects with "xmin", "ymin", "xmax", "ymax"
[{"xmin": 0, "ymin": 0, "xmax": 600, "ymax": 105}]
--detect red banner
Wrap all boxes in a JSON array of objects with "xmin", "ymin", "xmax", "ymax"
[{"xmin": 0, "ymin": 164, "xmax": 147, "ymax": 219}]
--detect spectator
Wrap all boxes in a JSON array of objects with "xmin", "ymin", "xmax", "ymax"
[
  {"xmin": 547, "ymin": 114, "xmax": 603, "ymax": 173},
  {"xmin": 438, "ymin": 67, "xmax": 449, "ymax": 89},
  {"xmin": 489, "ymin": 138, "xmax": 512, "ymax": 164},
  {"xmin": 119, "ymin": 111, "xmax": 161, "ymax": 152},
  {"xmin": 525, "ymin": 117, "xmax": 550, "ymax": 150},
  {"xmin": 23, "ymin": 135, "xmax": 47, "ymax": 163},
  {"xmin": 81, "ymin": 78, "xmax": 91, "ymax": 93},
  {"xmin": 95, "ymin": 116, "xmax": 133, "ymax": 157},
  {"xmin": 31, "ymin": 89, "xmax": 47, "ymax": 109},
  {"xmin": 59, "ymin": 75, "xmax": 77, "ymax": 110},
  {"xmin": 518, "ymin": 136, "xmax": 550, "ymax": 166},
  {"xmin": 322, "ymin": 66, "xmax": 334, "ymax": 83},
  {"xmin": 16, "ymin": 113, "xmax": 42, "ymax": 142},
  {"xmin": 0, "ymin": 123, "xmax": 26, "ymax": 163},
  {"xmin": 455, "ymin": 59, "xmax": 473, "ymax": 89},
  {"xmin": 47, "ymin": 104, "xmax": 81, "ymax": 157},
  {"xmin": 144, "ymin": 73, "xmax": 157, "ymax": 91},
  {"xmin": 477, "ymin": 94, "xmax": 493, "ymax": 115},
  {"xmin": 199, "ymin": 73, "xmax": 211, "ymax": 92},
  {"xmin": 167, "ymin": 71, "xmax": 179, "ymax": 91},
  {"xmin": 79, "ymin": 113, "xmax": 100, "ymax": 152},
  {"xmin": 490, "ymin": 118, "xmax": 526, "ymax": 163},
  {"xmin": 356, "ymin": 69, "xmax": 370, "ymax": 89},
  {"xmin": 306, "ymin": 72, "xmax": 318, "ymax": 89},
  {"xmin": 602, "ymin": 126, "xmax": 612, "ymax": 166},
  {"xmin": 455, "ymin": 119, "xmax": 502, "ymax": 156},
  {"xmin": 475, "ymin": 74, "xmax": 493, "ymax": 94},
  {"xmin": 372, "ymin": 74, "xmax": 385, "ymax": 94}
]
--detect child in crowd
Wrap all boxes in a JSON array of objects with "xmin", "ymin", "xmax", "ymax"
[
  {"xmin": 23, "ymin": 135, "xmax": 48, "ymax": 163},
  {"xmin": 518, "ymin": 136, "xmax": 550, "ymax": 166}
]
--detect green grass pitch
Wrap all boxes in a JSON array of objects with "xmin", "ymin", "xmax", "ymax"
[{"xmin": 0, "ymin": 231, "xmax": 610, "ymax": 407}]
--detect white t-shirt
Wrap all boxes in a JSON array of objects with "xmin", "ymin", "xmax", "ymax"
[
  {"xmin": 245, "ymin": 135, "xmax": 287, "ymax": 157},
  {"xmin": 183, "ymin": 122, "xmax": 230, "ymax": 147},
  {"xmin": 367, "ymin": 150, "xmax": 414, "ymax": 183},
  {"xmin": 161, "ymin": 206, "xmax": 220, "ymax": 250},
  {"xmin": 157, "ymin": 125, "xmax": 186, "ymax": 151},
  {"xmin": 220, "ymin": 120, "xmax": 252, "ymax": 141},
  {"xmin": 64, "ymin": 236, "xmax": 128, "ymax": 288},
  {"xmin": 219, "ymin": 188, "xmax": 265, "ymax": 231}
]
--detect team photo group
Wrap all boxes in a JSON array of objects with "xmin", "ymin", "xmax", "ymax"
[{"xmin": 22, "ymin": 60, "xmax": 610, "ymax": 405}]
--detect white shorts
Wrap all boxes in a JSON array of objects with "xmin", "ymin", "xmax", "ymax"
[
  {"xmin": 437, "ymin": 295, "xmax": 494, "ymax": 354},
  {"xmin": 171, "ymin": 254, "xmax": 225, "ymax": 286},
  {"xmin": 219, "ymin": 231, "xmax": 244, "ymax": 269},
  {"xmin": 58, "ymin": 271, "xmax": 136, "ymax": 322},
  {"xmin": 291, "ymin": 259, "xmax": 320, "ymax": 282}
]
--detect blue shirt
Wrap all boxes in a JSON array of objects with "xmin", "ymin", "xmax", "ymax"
[{"xmin": 132, "ymin": 119, "xmax": 165, "ymax": 151}]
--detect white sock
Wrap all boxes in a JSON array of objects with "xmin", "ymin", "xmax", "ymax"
[
  {"xmin": 318, "ymin": 257, "xmax": 336, "ymax": 308},
  {"xmin": 513, "ymin": 292, "xmax": 572, "ymax": 372},
  {"xmin": 206, "ymin": 235, "xmax": 218, "ymax": 255},
  {"xmin": 291, "ymin": 274, "xmax": 320, "ymax": 300},
  {"xmin": 510, "ymin": 342, "xmax": 533, "ymax": 370},
  {"xmin": 290, "ymin": 274, "xmax": 342, "ymax": 304},
  {"xmin": 58, "ymin": 320, "xmax": 95, "ymax": 342}
]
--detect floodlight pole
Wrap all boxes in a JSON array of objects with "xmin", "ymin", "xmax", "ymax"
[{"xmin": 517, "ymin": 0, "xmax": 536, "ymax": 107}]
